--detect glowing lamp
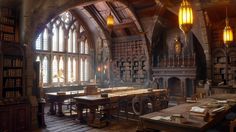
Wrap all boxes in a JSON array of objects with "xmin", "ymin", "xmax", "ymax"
[
  {"xmin": 178, "ymin": 0, "xmax": 193, "ymax": 35},
  {"xmin": 106, "ymin": 13, "xmax": 114, "ymax": 28},
  {"xmin": 223, "ymin": 13, "xmax": 233, "ymax": 47}
]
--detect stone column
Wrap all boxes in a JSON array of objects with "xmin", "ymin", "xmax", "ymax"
[{"xmin": 193, "ymin": 5, "xmax": 211, "ymax": 79}]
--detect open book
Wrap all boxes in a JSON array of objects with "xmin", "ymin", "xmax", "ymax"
[{"xmin": 190, "ymin": 106, "xmax": 206, "ymax": 113}]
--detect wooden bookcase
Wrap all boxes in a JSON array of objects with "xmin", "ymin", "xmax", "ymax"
[
  {"xmin": 212, "ymin": 48, "xmax": 236, "ymax": 85},
  {"xmin": 0, "ymin": 7, "xmax": 18, "ymax": 42},
  {"xmin": 0, "ymin": 7, "xmax": 30, "ymax": 132},
  {"xmin": 2, "ymin": 55, "xmax": 23, "ymax": 98}
]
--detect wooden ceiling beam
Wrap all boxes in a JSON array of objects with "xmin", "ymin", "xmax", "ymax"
[
  {"xmin": 105, "ymin": 2, "xmax": 123, "ymax": 23},
  {"xmin": 136, "ymin": 5, "xmax": 158, "ymax": 17},
  {"xmin": 127, "ymin": 0, "xmax": 155, "ymax": 6},
  {"xmin": 84, "ymin": 5, "xmax": 107, "ymax": 31},
  {"xmin": 112, "ymin": 21, "xmax": 135, "ymax": 29},
  {"xmin": 119, "ymin": 0, "xmax": 144, "ymax": 32}
]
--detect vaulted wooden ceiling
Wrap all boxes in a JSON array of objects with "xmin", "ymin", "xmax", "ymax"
[
  {"xmin": 2, "ymin": 0, "xmax": 236, "ymax": 37},
  {"xmin": 73, "ymin": 0, "xmax": 178, "ymax": 37},
  {"xmin": 83, "ymin": 1, "xmax": 142, "ymax": 37},
  {"xmin": 72, "ymin": 0, "xmax": 236, "ymax": 38}
]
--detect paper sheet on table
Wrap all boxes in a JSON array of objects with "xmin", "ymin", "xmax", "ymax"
[
  {"xmin": 212, "ymin": 106, "xmax": 225, "ymax": 113},
  {"xmin": 217, "ymin": 100, "xmax": 227, "ymax": 103},
  {"xmin": 151, "ymin": 116, "xmax": 171, "ymax": 121},
  {"xmin": 190, "ymin": 106, "xmax": 205, "ymax": 113}
]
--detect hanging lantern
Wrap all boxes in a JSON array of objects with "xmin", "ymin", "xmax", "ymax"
[
  {"xmin": 106, "ymin": 13, "xmax": 114, "ymax": 28},
  {"xmin": 223, "ymin": 9, "xmax": 233, "ymax": 47},
  {"xmin": 178, "ymin": 0, "xmax": 193, "ymax": 35}
]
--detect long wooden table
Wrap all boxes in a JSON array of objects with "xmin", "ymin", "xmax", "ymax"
[
  {"xmin": 74, "ymin": 89, "xmax": 168, "ymax": 127},
  {"xmin": 46, "ymin": 90, "xmax": 84, "ymax": 116},
  {"xmin": 139, "ymin": 94, "xmax": 236, "ymax": 132},
  {"xmin": 45, "ymin": 87, "xmax": 136, "ymax": 116}
]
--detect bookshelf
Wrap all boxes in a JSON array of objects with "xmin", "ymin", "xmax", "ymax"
[
  {"xmin": 0, "ymin": 42, "xmax": 30, "ymax": 132},
  {"xmin": 213, "ymin": 48, "xmax": 236, "ymax": 85},
  {"xmin": 0, "ymin": 42, "xmax": 24, "ymax": 98},
  {"xmin": 0, "ymin": 7, "xmax": 17, "ymax": 42},
  {"xmin": 0, "ymin": 7, "xmax": 30, "ymax": 132},
  {"xmin": 2, "ymin": 55, "xmax": 23, "ymax": 98}
]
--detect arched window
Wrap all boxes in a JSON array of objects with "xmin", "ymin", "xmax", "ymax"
[
  {"xmin": 73, "ymin": 58, "xmax": 76, "ymax": 82},
  {"xmin": 43, "ymin": 28, "xmax": 48, "ymax": 50},
  {"xmin": 59, "ymin": 25, "xmax": 64, "ymax": 52},
  {"xmin": 68, "ymin": 29, "xmax": 72, "ymax": 52},
  {"xmin": 72, "ymin": 29, "xmax": 77, "ymax": 53},
  {"xmin": 80, "ymin": 41, "xmax": 84, "ymax": 54},
  {"xmin": 80, "ymin": 57, "xmax": 89, "ymax": 81},
  {"xmin": 36, "ymin": 56, "xmax": 40, "ymax": 62},
  {"xmin": 59, "ymin": 56, "xmax": 64, "ymax": 82},
  {"xmin": 52, "ymin": 24, "xmax": 58, "ymax": 51},
  {"xmin": 80, "ymin": 58, "xmax": 84, "ymax": 82},
  {"xmin": 52, "ymin": 56, "xmax": 58, "ymax": 83},
  {"xmin": 68, "ymin": 58, "xmax": 72, "ymax": 82},
  {"xmin": 34, "ymin": 11, "xmax": 91, "ymax": 87},
  {"xmin": 85, "ymin": 40, "xmax": 89, "ymax": 54},
  {"xmin": 84, "ymin": 58, "xmax": 88, "ymax": 81},
  {"xmin": 36, "ymin": 34, "xmax": 42, "ymax": 50},
  {"xmin": 42, "ymin": 56, "xmax": 48, "ymax": 83}
]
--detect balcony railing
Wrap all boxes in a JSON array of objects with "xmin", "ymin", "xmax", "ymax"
[{"xmin": 156, "ymin": 53, "xmax": 196, "ymax": 68}]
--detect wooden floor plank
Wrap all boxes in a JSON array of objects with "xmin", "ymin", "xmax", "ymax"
[{"xmin": 34, "ymin": 106, "xmax": 137, "ymax": 132}]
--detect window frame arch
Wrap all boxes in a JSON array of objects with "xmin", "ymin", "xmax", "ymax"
[{"xmin": 34, "ymin": 11, "xmax": 92, "ymax": 87}]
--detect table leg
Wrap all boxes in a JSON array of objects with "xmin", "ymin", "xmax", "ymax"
[
  {"xmin": 48, "ymin": 101, "xmax": 56, "ymax": 115},
  {"xmin": 77, "ymin": 103, "xmax": 86, "ymax": 124},
  {"xmin": 57, "ymin": 101, "xmax": 64, "ymax": 117},
  {"xmin": 88, "ymin": 106, "xmax": 96, "ymax": 125}
]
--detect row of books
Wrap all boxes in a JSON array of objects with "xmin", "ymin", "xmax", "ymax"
[
  {"xmin": 3, "ymin": 69, "xmax": 22, "ymax": 77},
  {"xmin": 4, "ymin": 78, "xmax": 21, "ymax": 88},
  {"xmin": 0, "ymin": 24, "xmax": 14, "ymax": 33},
  {"xmin": 4, "ymin": 58, "xmax": 23, "ymax": 67},
  {"xmin": 0, "ymin": 7, "xmax": 13, "ymax": 17},
  {"xmin": 4, "ymin": 91, "xmax": 21, "ymax": 98},
  {"xmin": 0, "ymin": 32, "xmax": 15, "ymax": 41},
  {"xmin": 0, "ymin": 17, "xmax": 15, "ymax": 25}
]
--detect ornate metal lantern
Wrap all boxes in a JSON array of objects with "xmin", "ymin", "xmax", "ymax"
[
  {"xmin": 223, "ymin": 9, "xmax": 233, "ymax": 47},
  {"xmin": 178, "ymin": 0, "xmax": 193, "ymax": 35},
  {"xmin": 106, "ymin": 13, "xmax": 114, "ymax": 28}
]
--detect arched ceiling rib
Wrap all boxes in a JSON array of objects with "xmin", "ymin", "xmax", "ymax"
[{"xmin": 74, "ymin": 1, "xmax": 145, "ymax": 37}]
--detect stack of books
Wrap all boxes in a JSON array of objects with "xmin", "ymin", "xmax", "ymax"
[{"xmin": 189, "ymin": 106, "xmax": 208, "ymax": 121}]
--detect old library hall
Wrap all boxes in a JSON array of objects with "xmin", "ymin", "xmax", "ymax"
[{"xmin": 2, "ymin": 0, "xmax": 236, "ymax": 132}]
